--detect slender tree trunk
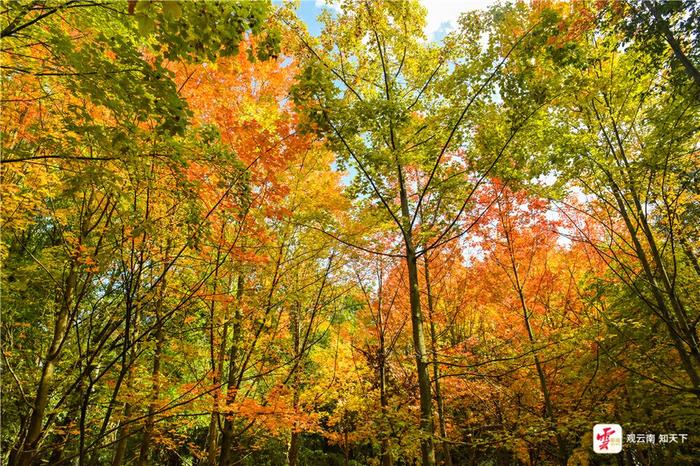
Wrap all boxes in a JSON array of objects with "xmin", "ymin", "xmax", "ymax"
[
  {"xmin": 288, "ymin": 432, "xmax": 301, "ymax": 466},
  {"xmin": 137, "ymin": 265, "xmax": 168, "ymax": 466},
  {"xmin": 7, "ymin": 413, "xmax": 29, "ymax": 466},
  {"xmin": 378, "ymin": 316, "xmax": 393, "ymax": 466},
  {"xmin": 88, "ymin": 324, "xmax": 136, "ymax": 466},
  {"xmin": 423, "ymin": 258, "xmax": 452, "ymax": 466},
  {"xmin": 112, "ymin": 303, "xmax": 142, "ymax": 466},
  {"xmin": 518, "ymin": 290, "xmax": 567, "ymax": 466},
  {"xmin": 205, "ymin": 240, "xmax": 228, "ymax": 465},
  {"xmin": 397, "ymin": 161, "xmax": 435, "ymax": 465},
  {"xmin": 644, "ymin": 0, "xmax": 700, "ymax": 92},
  {"xmin": 608, "ymin": 185, "xmax": 700, "ymax": 392},
  {"xmin": 75, "ymin": 317, "xmax": 123, "ymax": 465},
  {"xmin": 504, "ymin": 231, "xmax": 567, "ymax": 466},
  {"xmin": 288, "ymin": 301, "xmax": 301, "ymax": 466},
  {"xmin": 136, "ymin": 322, "xmax": 163, "ymax": 466},
  {"xmin": 207, "ymin": 294, "xmax": 229, "ymax": 465},
  {"xmin": 379, "ymin": 393, "xmax": 393, "ymax": 466},
  {"xmin": 13, "ymin": 264, "xmax": 76, "ymax": 466},
  {"xmin": 111, "ymin": 391, "xmax": 134, "ymax": 466},
  {"xmin": 47, "ymin": 379, "xmax": 83, "ymax": 465},
  {"xmin": 406, "ymin": 249, "xmax": 435, "ymax": 464},
  {"xmin": 111, "ymin": 346, "xmax": 139, "ymax": 466},
  {"xmin": 219, "ymin": 274, "xmax": 245, "ymax": 466}
]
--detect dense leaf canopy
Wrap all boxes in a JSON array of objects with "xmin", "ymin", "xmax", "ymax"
[{"xmin": 1, "ymin": 1, "xmax": 698, "ymax": 465}]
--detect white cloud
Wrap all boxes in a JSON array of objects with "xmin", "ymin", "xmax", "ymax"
[
  {"xmin": 314, "ymin": 0, "xmax": 503, "ymax": 40},
  {"xmin": 421, "ymin": 0, "xmax": 499, "ymax": 39},
  {"xmin": 314, "ymin": 0, "xmax": 341, "ymax": 12}
]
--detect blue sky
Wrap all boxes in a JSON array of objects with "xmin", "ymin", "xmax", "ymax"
[
  {"xmin": 294, "ymin": 0, "xmax": 503, "ymax": 39},
  {"xmin": 289, "ymin": 0, "xmax": 504, "ymax": 186}
]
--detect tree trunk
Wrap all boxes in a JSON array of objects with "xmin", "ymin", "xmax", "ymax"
[
  {"xmin": 205, "ymin": 244, "xmax": 228, "ymax": 465},
  {"xmin": 13, "ymin": 264, "xmax": 76, "ymax": 466},
  {"xmin": 111, "ymin": 401, "xmax": 133, "ymax": 466},
  {"xmin": 112, "ymin": 302, "xmax": 142, "ymax": 466},
  {"xmin": 397, "ymin": 161, "xmax": 436, "ymax": 466},
  {"xmin": 287, "ymin": 301, "xmax": 301, "ymax": 466},
  {"xmin": 219, "ymin": 274, "xmax": 245, "ymax": 466},
  {"xmin": 288, "ymin": 432, "xmax": 301, "ymax": 466},
  {"xmin": 207, "ymin": 308, "xmax": 228, "ymax": 465},
  {"xmin": 644, "ymin": 0, "xmax": 700, "ymax": 92},
  {"xmin": 504, "ymin": 231, "xmax": 568, "ymax": 466},
  {"xmin": 47, "ymin": 380, "xmax": 83, "ymax": 465},
  {"xmin": 137, "ymin": 269, "xmax": 167, "ymax": 466},
  {"xmin": 608, "ymin": 185, "xmax": 700, "ymax": 392},
  {"xmin": 378, "ymin": 318, "xmax": 393, "ymax": 466},
  {"xmin": 423, "ymin": 258, "xmax": 452, "ymax": 466}
]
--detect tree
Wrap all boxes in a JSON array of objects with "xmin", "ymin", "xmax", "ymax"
[
  {"xmin": 287, "ymin": 2, "xmax": 551, "ymax": 462},
  {"xmin": 3, "ymin": 1, "xmax": 699, "ymax": 465},
  {"xmin": 529, "ymin": 11, "xmax": 700, "ymax": 396},
  {"xmin": 2, "ymin": 2, "xmax": 282, "ymax": 464}
]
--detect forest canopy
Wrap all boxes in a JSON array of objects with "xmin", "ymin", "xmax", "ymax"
[{"xmin": 1, "ymin": 1, "xmax": 698, "ymax": 465}]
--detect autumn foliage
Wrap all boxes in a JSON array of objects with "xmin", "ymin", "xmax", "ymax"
[{"xmin": 1, "ymin": 1, "xmax": 699, "ymax": 466}]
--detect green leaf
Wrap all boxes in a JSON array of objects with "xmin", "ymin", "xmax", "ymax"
[
  {"xmin": 162, "ymin": 1, "xmax": 182, "ymax": 21},
  {"xmin": 136, "ymin": 13, "xmax": 156, "ymax": 36}
]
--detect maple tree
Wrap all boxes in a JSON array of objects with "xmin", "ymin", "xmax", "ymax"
[{"xmin": 1, "ymin": 1, "xmax": 699, "ymax": 465}]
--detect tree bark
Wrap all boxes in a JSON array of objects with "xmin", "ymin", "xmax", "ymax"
[
  {"xmin": 378, "ymin": 310, "xmax": 393, "ymax": 466},
  {"xmin": 219, "ymin": 274, "xmax": 245, "ymax": 466},
  {"xmin": 137, "ymin": 263, "xmax": 168, "ymax": 466},
  {"xmin": 397, "ymin": 162, "xmax": 436, "ymax": 466},
  {"xmin": 287, "ymin": 301, "xmax": 302, "ymax": 466},
  {"xmin": 644, "ymin": 0, "xmax": 700, "ymax": 93},
  {"xmin": 111, "ymin": 292, "xmax": 143, "ymax": 466},
  {"xmin": 423, "ymin": 257, "xmax": 452, "ymax": 466},
  {"xmin": 288, "ymin": 431, "xmax": 301, "ymax": 466},
  {"xmin": 47, "ymin": 377, "xmax": 84, "ymax": 464},
  {"xmin": 206, "ymin": 242, "xmax": 228, "ymax": 465},
  {"xmin": 13, "ymin": 263, "xmax": 76, "ymax": 466}
]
